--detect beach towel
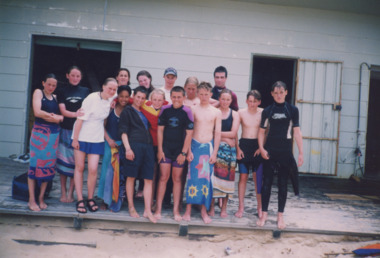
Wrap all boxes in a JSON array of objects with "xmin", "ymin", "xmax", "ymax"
[
  {"xmin": 186, "ymin": 139, "xmax": 214, "ymax": 210},
  {"xmin": 101, "ymin": 143, "xmax": 121, "ymax": 206},
  {"xmin": 28, "ymin": 122, "xmax": 60, "ymax": 184},
  {"xmin": 212, "ymin": 142, "xmax": 236, "ymax": 198},
  {"xmin": 56, "ymin": 128, "xmax": 75, "ymax": 177}
]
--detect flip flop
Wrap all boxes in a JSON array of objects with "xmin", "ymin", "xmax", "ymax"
[
  {"xmin": 87, "ymin": 199, "xmax": 98, "ymax": 212},
  {"xmin": 76, "ymin": 200, "xmax": 87, "ymax": 214}
]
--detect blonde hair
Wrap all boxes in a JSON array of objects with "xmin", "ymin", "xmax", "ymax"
[
  {"xmin": 149, "ymin": 89, "xmax": 165, "ymax": 100},
  {"xmin": 184, "ymin": 76, "xmax": 199, "ymax": 87}
]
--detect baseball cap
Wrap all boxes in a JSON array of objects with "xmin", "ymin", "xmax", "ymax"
[{"xmin": 164, "ymin": 67, "xmax": 177, "ymax": 77}]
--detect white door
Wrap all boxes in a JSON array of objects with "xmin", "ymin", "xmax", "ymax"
[{"xmin": 294, "ymin": 60, "xmax": 342, "ymax": 175}]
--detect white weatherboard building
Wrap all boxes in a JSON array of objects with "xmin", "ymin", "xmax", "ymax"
[{"xmin": 1, "ymin": 0, "xmax": 379, "ymax": 179}]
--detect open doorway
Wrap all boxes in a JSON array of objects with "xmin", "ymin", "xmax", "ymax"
[
  {"xmin": 251, "ymin": 55, "xmax": 297, "ymax": 108},
  {"xmin": 25, "ymin": 35, "xmax": 121, "ymax": 151},
  {"xmin": 365, "ymin": 65, "xmax": 380, "ymax": 179}
]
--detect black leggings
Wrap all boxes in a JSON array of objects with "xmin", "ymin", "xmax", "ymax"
[{"xmin": 261, "ymin": 150, "xmax": 293, "ymax": 213}]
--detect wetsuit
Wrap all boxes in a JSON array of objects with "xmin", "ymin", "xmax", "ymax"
[{"xmin": 260, "ymin": 102, "xmax": 299, "ymax": 213}]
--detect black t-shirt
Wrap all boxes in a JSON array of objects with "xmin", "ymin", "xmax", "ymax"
[
  {"xmin": 57, "ymin": 84, "xmax": 90, "ymax": 130},
  {"xmin": 158, "ymin": 104, "xmax": 194, "ymax": 150},
  {"xmin": 260, "ymin": 102, "xmax": 299, "ymax": 150}
]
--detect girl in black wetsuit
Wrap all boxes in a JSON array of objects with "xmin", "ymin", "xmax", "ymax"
[{"xmin": 256, "ymin": 81, "xmax": 304, "ymax": 229}]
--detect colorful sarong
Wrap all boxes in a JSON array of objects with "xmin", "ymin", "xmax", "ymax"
[
  {"xmin": 101, "ymin": 144, "xmax": 121, "ymax": 206},
  {"xmin": 186, "ymin": 139, "xmax": 214, "ymax": 210},
  {"xmin": 212, "ymin": 142, "xmax": 236, "ymax": 198},
  {"xmin": 28, "ymin": 122, "xmax": 60, "ymax": 183},
  {"xmin": 56, "ymin": 128, "xmax": 75, "ymax": 177}
]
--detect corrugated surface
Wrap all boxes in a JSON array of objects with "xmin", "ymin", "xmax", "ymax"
[{"xmin": 295, "ymin": 60, "xmax": 342, "ymax": 175}]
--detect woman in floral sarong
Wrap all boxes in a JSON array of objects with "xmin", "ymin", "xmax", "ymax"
[
  {"xmin": 209, "ymin": 89, "xmax": 240, "ymax": 218},
  {"xmin": 28, "ymin": 74, "xmax": 63, "ymax": 211}
]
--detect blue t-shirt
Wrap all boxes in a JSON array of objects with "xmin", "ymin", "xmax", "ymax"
[{"xmin": 105, "ymin": 109, "xmax": 120, "ymax": 141}]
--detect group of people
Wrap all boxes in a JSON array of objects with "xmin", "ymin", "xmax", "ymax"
[{"xmin": 27, "ymin": 65, "xmax": 303, "ymax": 229}]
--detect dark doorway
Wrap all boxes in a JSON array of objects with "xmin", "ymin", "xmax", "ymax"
[
  {"xmin": 365, "ymin": 66, "xmax": 380, "ymax": 179},
  {"xmin": 25, "ymin": 36, "xmax": 121, "ymax": 150},
  {"xmin": 251, "ymin": 56, "xmax": 297, "ymax": 108}
]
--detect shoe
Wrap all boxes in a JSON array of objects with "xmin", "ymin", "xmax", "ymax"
[
  {"xmin": 14, "ymin": 153, "xmax": 30, "ymax": 163},
  {"xmin": 76, "ymin": 200, "xmax": 87, "ymax": 214},
  {"xmin": 87, "ymin": 199, "xmax": 98, "ymax": 212}
]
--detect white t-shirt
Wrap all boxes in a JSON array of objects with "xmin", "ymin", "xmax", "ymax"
[
  {"xmin": 160, "ymin": 86, "xmax": 172, "ymax": 104},
  {"xmin": 72, "ymin": 92, "xmax": 112, "ymax": 143}
]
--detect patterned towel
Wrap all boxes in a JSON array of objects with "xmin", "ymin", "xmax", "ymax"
[{"xmin": 186, "ymin": 139, "xmax": 214, "ymax": 210}]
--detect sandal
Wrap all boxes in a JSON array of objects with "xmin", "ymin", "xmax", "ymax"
[
  {"xmin": 87, "ymin": 199, "xmax": 98, "ymax": 212},
  {"xmin": 76, "ymin": 200, "xmax": 87, "ymax": 214}
]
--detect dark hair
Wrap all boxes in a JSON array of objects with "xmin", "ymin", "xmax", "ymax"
[
  {"xmin": 43, "ymin": 73, "xmax": 57, "ymax": 82},
  {"xmin": 118, "ymin": 85, "xmax": 132, "ymax": 96},
  {"xmin": 67, "ymin": 66, "xmax": 82, "ymax": 75},
  {"xmin": 136, "ymin": 70, "xmax": 153, "ymax": 87},
  {"xmin": 247, "ymin": 90, "xmax": 261, "ymax": 101},
  {"xmin": 134, "ymin": 85, "xmax": 148, "ymax": 97},
  {"xmin": 170, "ymin": 86, "xmax": 185, "ymax": 96},
  {"xmin": 197, "ymin": 81, "xmax": 213, "ymax": 92},
  {"xmin": 220, "ymin": 88, "xmax": 232, "ymax": 98},
  {"xmin": 213, "ymin": 66, "xmax": 228, "ymax": 78},
  {"xmin": 271, "ymin": 81, "xmax": 287, "ymax": 91},
  {"xmin": 116, "ymin": 68, "xmax": 131, "ymax": 86}
]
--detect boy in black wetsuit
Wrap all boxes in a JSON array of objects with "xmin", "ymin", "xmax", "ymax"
[
  {"xmin": 256, "ymin": 81, "xmax": 303, "ymax": 229},
  {"xmin": 154, "ymin": 86, "xmax": 194, "ymax": 221}
]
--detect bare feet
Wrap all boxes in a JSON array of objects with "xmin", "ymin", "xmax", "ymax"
[
  {"xmin": 234, "ymin": 209, "xmax": 244, "ymax": 218},
  {"xmin": 39, "ymin": 201, "xmax": 48, "ymax": 210},
  {"xmin": 129, "ymin": 207, "xmax": 140, "ymax": 218},
  {"xmin": 201, "ymin": 206, "xmax": 212, "ymax": 224},
  {"xmin": 173, "ymin": 212, "xmax": 182, "ymax": 222},
  {"xmin": 258, "ymin": 209, "xmax": 263, "ymax": 219},
  {"xmin": 256, "ymin": 212, "xmax": 267, "ymax": 227},
  {"xmin": 60, "ymin": 196, "xmax": 67, "ymax": 203},
  {"xmin": 67, "ymin": 197, "xmax": 74, "ymax": 203},
  {"xmin": 100, "ymin": 201, "xmax": 108, "ymax": 211},
  {"xmin": 153, "ymin": 212, "xmax": 162, "ymax": 220},
  {"xmin": 28, "ymin": 202, "xmax": 41, "ymax": 211},
  {"xmin": 208, "ymin": 208, "xmax": 215, "ymax": 217},
  {"xmin": 182, "ymin": 212, "xmax": 191, "ymax": 221},
  {"xmin": 220, "ymin": 210, "xmax": 228, "ymax": 218},
  {"xmin": 277, "ymin": 213, "xmax": 286, "ymax": 229},
  {"xmin": 143, "ymin": 211, "xmax": 157, "ymax": 223},
  {"xmin": 201, "ymin": 211, "xmax": 212, "ymax": 224}
]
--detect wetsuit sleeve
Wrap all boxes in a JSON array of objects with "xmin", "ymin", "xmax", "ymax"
[
  {"xmin": 57, "ymin": 87, "xmax": 65, "ymax": 104},
  {"xmin": 291, "ymin": 105, "xmax": 300, "ymax": 127},
  {"xmin": 260, "ymin": 108, "xmax": 270, "ymax": 129},
  {"xmin": 158, "ymin": 107, "xmax": 167, "ymax": 126},
  {"xmin": 183, "ymin": 106, "xmax": 194, "ymax": 130}
]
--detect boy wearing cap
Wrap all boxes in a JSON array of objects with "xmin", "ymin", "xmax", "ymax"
[{"xmin": 161, "ymin": 67, "xmax": 178, "ymax": 104}]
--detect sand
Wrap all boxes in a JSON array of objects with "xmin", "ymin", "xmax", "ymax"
[{"xmin": 0, "ymin": 215, "xmax": 378, "ymax": 258}]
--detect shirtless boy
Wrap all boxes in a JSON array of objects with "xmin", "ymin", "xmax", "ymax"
[
  {"xmin": 256, "ymin": 81, "xmax": 303, "ymax": 229},
  {"xmin": 154, "ymin": 86, "xmax": 194, "ymax": 221},
  {"xmin": 183, "ymin": 82, "xmax": 221, "ymax": 224},
  {"xmin": 119, "ymin": 86, "xmax": 156, "ymax": 223},
  {"xmin": 235, "ymin": 90, "xmax": 263, "ymax": 219}
]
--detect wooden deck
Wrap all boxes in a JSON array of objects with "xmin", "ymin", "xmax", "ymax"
[{"xmin": 1, "ymin": 157, "xmax": 380, "ymax": 237}]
